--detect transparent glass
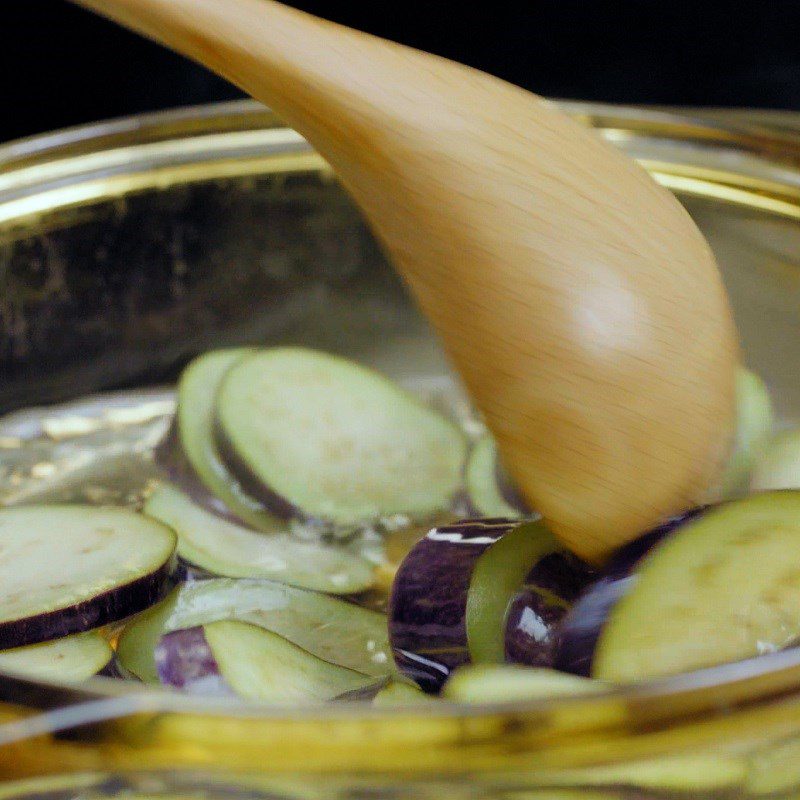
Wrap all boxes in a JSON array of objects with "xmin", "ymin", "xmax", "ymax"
[{"xmin": 3, "ymin": 101, "xmax": 800, "ymax": 799}]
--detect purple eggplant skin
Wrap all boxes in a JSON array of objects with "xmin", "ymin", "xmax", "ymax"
[
  {"xmin": 504, "ymin": 553, "xmax": 594, "ymax": 668},
  {"xmin": 389, "ymin": 518, "xmax": 518, "ymax": 692},
  {"xmin": 0, "ymin": 559, "xmax": 174, "ymax": 650},
  {"xmin": 153, "ymin": 424, "xmax": 249, "ymax": 525},
  {"xmin": 554, "ymin": 507, "xmax": 708, "ymax": 677},
  {"xmin": 525, "ymin": 551, "xmax": 595, "ymax": 602},
  {"xmin": 212, "ymin": 419, "xmax": 298, "ymax": 520},
  {"xmin": 155, "ymin": 626, "xmax": 233, "ymax": 696}
]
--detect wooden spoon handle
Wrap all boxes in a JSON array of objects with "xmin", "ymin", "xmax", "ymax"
[{"xmin": 72, "ymin": 0, "xmax": 738, "ymax": 561}]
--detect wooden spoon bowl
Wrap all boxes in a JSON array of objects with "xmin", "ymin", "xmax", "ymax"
[{"xmin": 71, "ymin": 0, "xmax": 738, "ymax": 562}]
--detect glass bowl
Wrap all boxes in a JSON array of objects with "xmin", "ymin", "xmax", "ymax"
[{"xmin": 3, "ymin": 101, "xmax": 800, "ymax": 800}]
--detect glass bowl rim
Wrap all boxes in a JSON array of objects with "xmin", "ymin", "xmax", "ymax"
[{"xmin": 2, "ymin": 99, "xmax": 800, "ymax": 738}]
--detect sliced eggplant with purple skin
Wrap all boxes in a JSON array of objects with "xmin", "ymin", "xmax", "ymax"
[
  {"xmin": 117, "ymin": 578, "xmax": 392, "ymax": 684},
  {"xmin": 504, "ymin": 552, "xmax": 593, "ymax": 668},
  {"xmin": 214, "ymin": 348, "xmax": 467, "ymax": 525},
  {"xmin": 555, "ymin": 508, "xmax": 705, "ymax": 677},
  {"xmin": 557, "ymin": 495, "xmax": 800, "ymax": 681},
  {"xmin": 0, "ymin": 505, "xmax": 175, "ymax": 649},
  {"xmin": 172, "ymin": 348, "xmax": 284, "ymax": 532},
  {"xmin": 153, "ymin": 423, "xmax": 245, "ymax": 524},
  {"xmin": 156, "ymin": 620, "xmax": 374, "ymax": 703},
  {"xmin": 465, "ymin": 434, "xmax": 529, "ymax": 518},
  {"xmin": 143, "ymin": 483, "xmax": 375, "ymax": 594},
  {"xmin": 389, "ymin": 518, "xmax": 569, "ymax": 690},
  {"xmin": 0, "ymin": 631, "xmax": 113, "ymax": 683},
  {"xmin": 593, "ymin": 493, "xmax": 800, "ymax": 681}
]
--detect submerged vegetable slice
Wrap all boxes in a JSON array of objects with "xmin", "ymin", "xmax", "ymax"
[
  {"xmin": 444, "ymin": 665, "xmax": 605, "ymax": 704},
  {"xmin": 389, "ymin": 518, "xmax": 565, "ymax": 690},
  {"xmin": 215, "ymin": 348, "xmax": 467, "ymax": 523},
  {"xmin": 465, "ymin": 435, "xmax": 528, "ymax": 518},
  {"xmin": 117, "ymin": 578, "xmax": 392, "ymax": 683},
  {"xmin": 0, "ymin": 632, "xmax": 112, "ymax": 682},
  {"xmin": 554, "ymin": 508, "xmax": 706, "ymax": 677},
  {"xmin": 467, "ymin": 520, "xmax": 565, "ymax": 664},
  {"xmin": 0, "ymin": 506, "xmax": 175, "ymax": 648},
  {"xmin": 206, "ymin": 620, "xmax": 374, "ymax": 704},
  {"xmin": 175, "ymin": 349, "xmax": 282, "ymax": 532},
  {"xmin": 144, "ymin": 484, "xmax": 375, "ymax": 594},
  {"xmin": 156, "ymin": 622, "xmax": 374, "ymax": 703},
  {"xmin": 504, "ymin": 552, "xmax": 593, "ymax": 668},
  {"xmin": 594, "ymin": 493, "xmax": 800, "ymax": 681}
]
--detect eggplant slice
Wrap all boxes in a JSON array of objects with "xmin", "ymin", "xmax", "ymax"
[
  {"xmin": 505, "ymin": 552, "xmax": 593, "ymax": 668},
  {"xmin": 443, "ymin": 664, "xmax": 605, "ymax": 704},
  {"xmin": 0, "ymin": 631, "xmax": 113, "ymax": 682},
  {"xmin": 0, "ymin": 505, "xmax": 175, "ymax": 648},
  {"xmin": 144, "ymin": 483, "xmax": 375, "ymax": 594},
  {"xmin": 175, "ymin": 348, "xmax": 284, "ymax": 532},
  {"xmin": 117, "ymin": 578, "xmax": 392, "ymax": 683},
  {"xmin": 205, "ymin": 620, "xmax": 374, "ymax": 703},
  {"xmin": 388, "ymin": 518, "xmax": 565, "ymax": 690},
  {"xmin": 554, "ymin": 507, "xmax": 706, "ymax": 677},
  {"xmin": 592, "ymin": 493, "xmax": 800, "ymax": 681},
  {"xmin": 156, "ymin": 621, "xmax": 377, "ymax": 704},
  {"xmin": 214, "ymin": 348, "xmax": 467, "ymax": 524}
]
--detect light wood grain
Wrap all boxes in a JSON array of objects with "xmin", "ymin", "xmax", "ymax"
[{"xmin": 72, "ymin": 0, "xmax": 738, "ymax": 562}]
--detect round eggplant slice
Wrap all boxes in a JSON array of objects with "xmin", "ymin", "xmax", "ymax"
[
  {"xmin": 117, "ymin": 578, "xmax": 392, "ymax": 683},
  {"xmin": 566, "ymin": 493, "xmax": 800, "ymax": 682},
  {"xmin": 465, "ymin": 434, "xmax": 529, "ymax": 518},
  {"xmin": 389, "ymin": 518, "xmax": 562, "ymax": 690},
  {"xmin": 504, "ymin": 552, "xmax": 594, "ymax": 668},
  {"xmin": 0, "ymin": 631, "xmax": 113, "ymax": 683},
  {"xmin": 174, "ymin": 348, "xmax": 284, "ymax": 532},
  {"xmin": 156, "ymin": 622, "xmax": 374, "ymax": 703},
  {"xmin": 209, "ymin": 620, "xmax": 374, "ymax": 704},
  {"xmin": 144, "ymin": 483, "xmax": 375, "ymax": 594},
  {"xmin": 0, "ymin": 506, "xmax": 175, "ymax": 649},
  {"xmin": 555, "ymin": 508, "xmax": 706, "ymax": 677},
  {"xmin": 214, "ymin": 348, "xmax": 467, "ymax": 524},
  {"xmin": 443, "ymin": 664, "xmax": 605, "ymax": 704}
]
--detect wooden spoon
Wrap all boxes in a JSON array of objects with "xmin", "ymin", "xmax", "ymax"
[{"xmin": 72, "ymin": 0, "xmax": 738, "ymax": 562}]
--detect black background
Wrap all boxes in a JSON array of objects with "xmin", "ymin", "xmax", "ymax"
[{"xmin": 3, "ymin": 2, "xmax": 800, "ymax": 143}]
